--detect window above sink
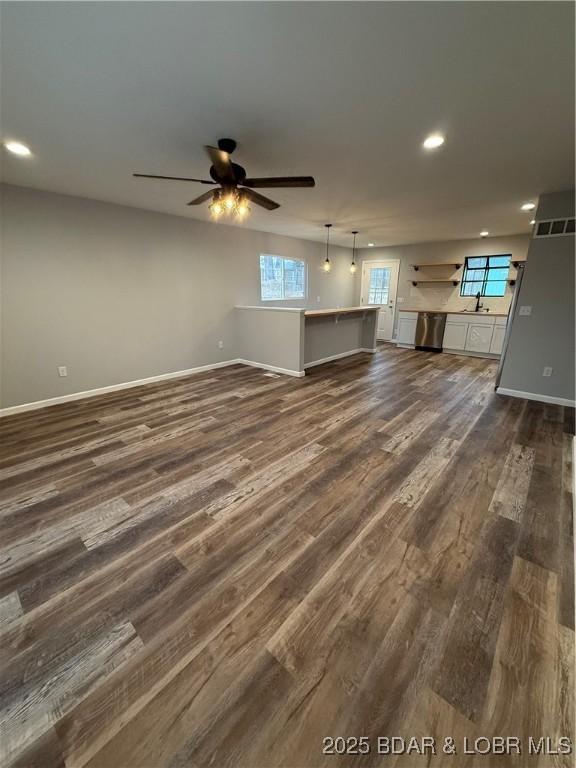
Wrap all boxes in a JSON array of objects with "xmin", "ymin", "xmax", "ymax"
[{"xmin": 460, "ymin": 255, "xmax": 510, "ymax": 297}]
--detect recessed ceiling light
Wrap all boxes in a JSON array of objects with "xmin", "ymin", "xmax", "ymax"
[
  {"xmin": 530, "ymin": 219, "xmax": 536, "ymax": 225},
  {"xmin": 423, "ymin": 134, "xmax": 445, "ymax": 150},
  {"xmin": 480, "ymin": 230, "xmax": 489, "ymax": 238},
  {"xmin": 3, "ymin": 140, "xmax": 32, "ymax": 157},
  {"xmin": 521, "ymin": 202, "xmax": 535, "ymax": 211},
  {"xmin": 368, "ymin": 242, "xmax": 375, "ymax": 247}
]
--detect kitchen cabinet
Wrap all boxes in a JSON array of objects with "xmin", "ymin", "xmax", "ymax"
[
  {"xmin": 490, "ymin": 325, "xmax": 506, "ymax": 355},
  {"xmin": 397, "ymin": 313, "xmax": 417, "ymax": 346},
  {"xmin": 396, "ymin": 311, "xmax": 509, "ymax": 357},
  {"xmin": 465, "ymin": 323, "xmax": 494, "ymax": 353},
  {"xmin": 443, "ymin": 321, "xmax": 468, "ymax": 350}
]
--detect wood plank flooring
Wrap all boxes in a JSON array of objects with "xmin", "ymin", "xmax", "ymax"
[{"xmin": 1, "ymin": 344, "xmax": 574, "ymax": 767}]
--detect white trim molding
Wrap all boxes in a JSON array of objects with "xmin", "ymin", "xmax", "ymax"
[
  {"xmin": 496, "ymin": 387, "xmax": 576, "ymax": 408},
  {"xmin": 0, "ymin": 358, "xmax": 306, "ymax": 417},
  {"xmin": 236, "ymin": 359, "xmax": 304, "ymax": 378},
  {"xmin": 304, "ymin": 347, "xmax": 376, "ymax": 369}
]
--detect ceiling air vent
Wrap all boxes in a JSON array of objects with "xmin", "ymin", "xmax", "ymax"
[{"xmin": 534, "ymin": 218, "xmax": 575, "ymax": 238}]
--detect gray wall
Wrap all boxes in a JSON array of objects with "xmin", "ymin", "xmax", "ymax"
[
  {"xmin": 235, "ymin": 307, "xmax": 304, "ymax": 374},
  {"xmin": 0, "ymin": 184, "xmax": 356, "ymax": 407},
  {"xmin": 304, "ymin": 312, "xmax": 377, "ymax": 366},
  {"xmin": 499, "ymin": 191, "xmax": 575, "ymax": 403},
  {"xmin": 356, "ymin": 234, "xmax": 529, "ymax": 337}
]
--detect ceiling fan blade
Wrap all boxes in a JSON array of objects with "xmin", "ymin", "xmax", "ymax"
[
  {"xmin": 242, "ymin": 176, "xmax": 315, "ymax": 188},
  {"xmin": 205, "ymin": 146, "xmax": 235, "ymax": 182},
  {"xmin": 241, "ymin": 188, "xmax": 280, "ymax": 210},
  {"xmin": 133, "ymin": 173, "xmax": 215, "ymax": 184},
  {"xmin": 187, "ymin": 190, "xmax": 215, "ymax": 206}
]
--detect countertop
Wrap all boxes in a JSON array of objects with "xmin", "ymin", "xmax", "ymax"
[
  {"xmin": 398, "ymin": 308, "xmax": 509, "ymax": 317},
  {"xmin": 304, "ymin": 306, "xmax": 379, "ymax": 317}
]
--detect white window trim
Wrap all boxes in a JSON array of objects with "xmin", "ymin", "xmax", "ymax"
[{"xmin": 259, "ymin": 254, "xmax": 307, "ymax": 302}]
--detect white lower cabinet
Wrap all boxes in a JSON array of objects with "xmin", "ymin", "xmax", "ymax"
[
  {"xmin": 442, "ymin": 322, "xmax": 467, "ymax": 350},
  {"xmin": 489, "ymin": 325, "xmax": 506, "ymax": 355},
  {"xmin": 396, "ymin": 311, "xmax": 508, "ymax": 357},
  {"xmin": 443, "ymin": 313, "xmax": 508, "ymax": 357},
  {"xmin": 465, "ymin": 323, "xmax": 494, "ymax": 353},
  {"xmin": 397, "ymin": 314, "xmax": 417, "ymax": 345}
]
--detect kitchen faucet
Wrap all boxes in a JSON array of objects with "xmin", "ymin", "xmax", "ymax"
[{"xmin": 475, "ymin": 292, "xmax": 483, "ymax": 312}]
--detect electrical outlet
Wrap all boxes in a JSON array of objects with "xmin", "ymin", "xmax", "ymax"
[
  {"xmin": 218, "ymin": 340, "xmax": 224, "ymax": 350},
  {"xmin": 543, "ymin": 366, "xmax": 553, "ymax": 377},
  {"xmin": 316, "ymin": 296, "xmax": 321, "ymax": 303},
  {"xmin": 58, "ymin": 366, "xmax": 67, "ymax": 377},
  {"xmin": 519, "ymin": 306, "xmax": 532, "ymax": 316},
  {"xmin": 397, "ymin": 297, "xmax": 405, "ymax": 304}
]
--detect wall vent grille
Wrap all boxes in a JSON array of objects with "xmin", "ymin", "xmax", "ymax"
[{"xmin": 534, "ymin": 218, "xmax": 575, "ymax": 238}]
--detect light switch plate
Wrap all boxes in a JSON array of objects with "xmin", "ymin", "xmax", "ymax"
[
  {"xmin": 58, "ymin": 366, "xmax": 67, "ymax": 377},
  {"xmin": 519, "ymin": 306, "xmax": 532, "ymax": 316},
  {"xmin": 543, "ymin": 366, "xmax": 553, "ymax": 377}
]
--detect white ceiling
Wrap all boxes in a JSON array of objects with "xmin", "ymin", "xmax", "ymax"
[{"xmin": 1, "ymin": 2, "xmax": 574, "ymax": 247}]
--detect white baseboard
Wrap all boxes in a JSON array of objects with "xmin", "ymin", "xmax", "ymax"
[
  {"xmin": 0, "ymin": 357, "xmax": 309, "ymax": 417},
  {"xmin": 0, "ymin": 360, "xmax": 240, "ymax": 417},
  {"xmin": 444, "ymin": 348, "xmax": 499, "ymax": 360},
  {"xmin": 304, "ymin": 347, "xmax": 375, "ymax": 369},
  {"xmin": 236, "ymin": 359, "xmax": 305, "ymax": 378},
  {"xmin": 496, "ymin": 387, "xmax": 576, "ymax": 408}
]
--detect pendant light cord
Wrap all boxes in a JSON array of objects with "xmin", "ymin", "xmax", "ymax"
[{"xmin": 325, "ymin": 223, "xmax": 332, "ymax": 261}]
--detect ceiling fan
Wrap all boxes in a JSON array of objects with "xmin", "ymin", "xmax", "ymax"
[{"xmin": 133, "ymin": 138, "xmax": 315, "ymax": 217}]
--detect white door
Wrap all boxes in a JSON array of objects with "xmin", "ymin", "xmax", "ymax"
[{"xmin": 360, "ymin": 260, "xmax": 400, "ymax": 341}]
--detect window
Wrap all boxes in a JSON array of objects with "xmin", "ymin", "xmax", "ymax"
[
  {"xmin": 367, "ymin": 268, "xmax": 390, "ymax": 304},
  {"xmin": 260, "ymin": 255, "xmax": 306, "ymax": 300},
  {"xmin": 460, "ymin": 255, "xmax": 510, "ymax": 297}
]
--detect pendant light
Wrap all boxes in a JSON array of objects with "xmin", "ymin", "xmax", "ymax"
[
  {"xmin": 350, "ymin": 230, "xmax": 358, "ymax": 274},
  {"xmin": 323, "ymin": 223, "xmax": 332, "ymax": 272}
]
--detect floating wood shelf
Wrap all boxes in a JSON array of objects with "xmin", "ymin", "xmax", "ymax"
[
  {"xmin": 412, "ymin": 262, "xmax": 462, "ymax": 270},
  {"xmin": 410, "ymin": 278, "xmax": 460, "ymax": 287}
]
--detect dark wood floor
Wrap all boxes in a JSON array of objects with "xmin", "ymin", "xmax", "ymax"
[{"xmin": 1, "ymin": 345, "xmax": 574, "ymax": 767}]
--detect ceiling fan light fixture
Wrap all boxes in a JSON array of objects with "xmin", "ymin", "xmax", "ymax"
[
  {"xmin": 224, "ymin": 192, "xmax": 237, "ymax": 211},
  {"xmin": 236, "ymin": 193, "xmax": 251, "ymax": 218},
  {"xmin": 209, "ymin": 191, "xmax": 224, "ymax": 217}
]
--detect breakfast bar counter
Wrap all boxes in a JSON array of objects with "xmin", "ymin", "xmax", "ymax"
[{"xmin": 235, "ymin": 305, "xmax": 380, "ymax": 376}]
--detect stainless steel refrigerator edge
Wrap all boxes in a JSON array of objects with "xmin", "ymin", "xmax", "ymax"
[{"xmin": 494, "ymin": 263, "xmax": 525, "ymax": 389}]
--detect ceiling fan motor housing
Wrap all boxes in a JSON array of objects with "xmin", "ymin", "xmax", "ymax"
[
  {"xmin": 217, "ymin": 138, "xmax": 237, "ymax": 154},
  {"xmin": 209, "ymin": 162, "xmax": 246, "ymax": 185}
]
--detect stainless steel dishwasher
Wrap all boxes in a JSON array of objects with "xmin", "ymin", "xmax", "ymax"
[{"xmin": 415, "ymin": 312, "xmax": 447, "ymax": 352}]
